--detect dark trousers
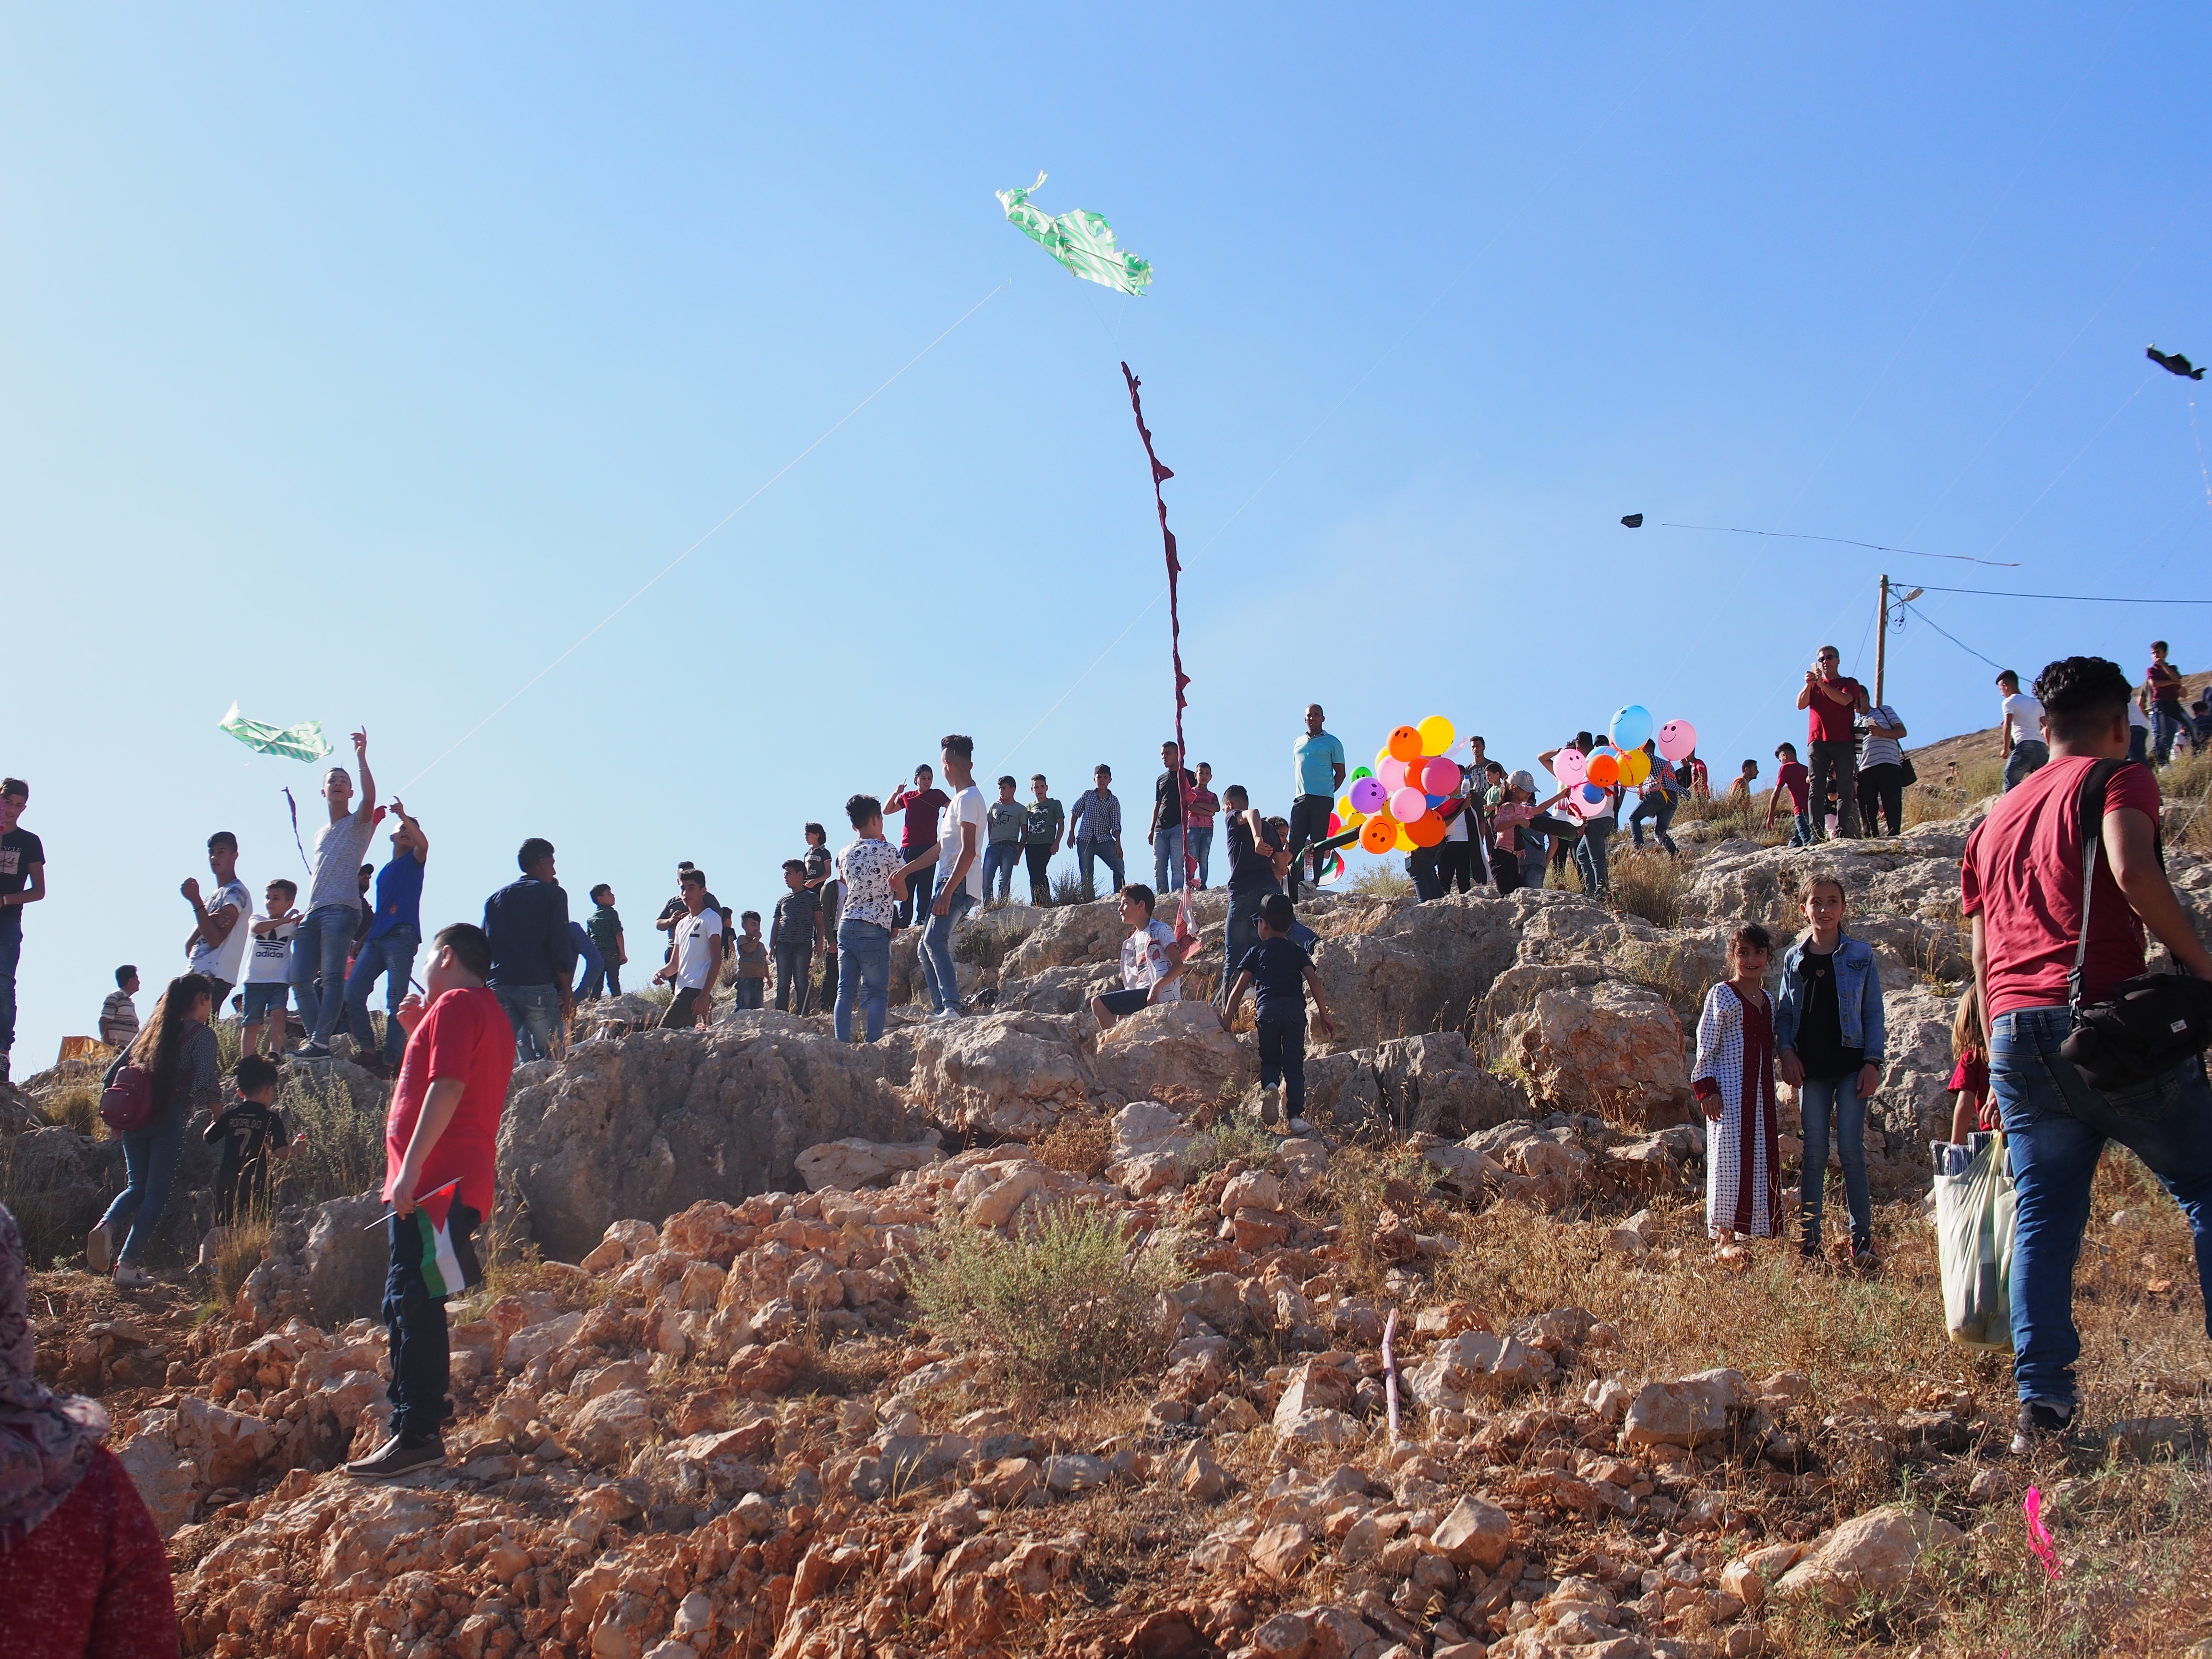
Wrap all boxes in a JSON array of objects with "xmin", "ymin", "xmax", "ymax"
[
  {"xmin": 579, "ymin": 961, "xmax": 608, "ymax": 999},
  {"xmin": 774, "ymin": 944, "xmax": 813, "ymax": 1013},
  {"xmin": 1024, "ymin": 843, "xmax": 1054, "ymax": 904},
  {"xmin": 1807, "ymin": 739, "xmax": 1862, "ymax": 838},
  {"xmin": 732, "ymin": 977, "xmax": 764, "ymax": 1010},
  {"xmin": 1491, "ymin": 847, "xmax": 1523, "ymax": 896},
  {"xmin": 1408, "ymin": 848, "xmax": 1443, "ymax": 901},
  {"xmin": 1531, "ymin": 815, "xmax": 1581, "ymax": 881},
  {"xmin": 897, "ymin": 850, "xmax": 935, "ymax": 928},
  {"xmin": 818, "ymin": 949, "xmax": 838, "ymax": 1010},
  {"xmin": 660, "ymin": 986, "xmax": 708, "ymax": 1028},
  {"xmin": 384, "ymin": 1203, "xmax": 479, "ymax": 1444},
  {"xmin": 1435, "ymin": 841, "xmax": 1476, "ymax": 894},
  {"xmin": 1256, "ymin": 1012, "xmax": 1307, "ymax": 1120},
  {"xmin": 1856, "ymin": 763, "xmax": 1905, "ymax": 837},
  {"xmin": 1286, "ymin": 794, "xmax": 1333, "ymax": 901}
]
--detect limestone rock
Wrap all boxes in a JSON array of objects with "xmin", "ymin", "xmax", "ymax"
[
  {"xmin": 1621, "ymin": 1370, "xmax": 1743, "ymax": 1449},
  {"xmin": 1092, "ymin": 1001, "xmax": 1254, "ymax": 1105},
  {"xmin": 1306, "ymin": 893, "xmax": 1519, "ymax": 1048},
  {"xmin": 1429, "ymin": 1494, "xmax": 1514, "ymax": 1569},
  {"xmin": 1251, "ymin": 1521, "xmax": 1315, "ymax": 1581},
  {"xmin": 1493, "ymin": 977, "xmax": 1695, "ymax": 1126},
  {"xmin": 1406, "ymin": 1332, "xmax": 1553, "ymax": 1410},
  {"xmin": 793, "ymin": 1136, "xmax": 942, "ymax": 1191},
  {"xmin": 496, "ymin": 1023, "xmax": 922, "ymax": 1261},
  {"xmin": 1110, "ymin": 1100, "xmax": 1194, "ymax": 1165},
  {"xmin": 908, "ymin": 1012, "xmax": 1092, "ymax": 1135},
  {"xmin": 1774, "ymin": 1503, "xmax": 1964, "ymax": 1601},
  {"xmin": 561, "ymin": 1387, "xmax": 657, "ymax": 1468}
]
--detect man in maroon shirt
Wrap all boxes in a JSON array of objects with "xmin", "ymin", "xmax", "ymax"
[
  {"xmin": 1794, "ymin": 644, "xmax": 1867, "ymax": 840},
  {"xmin": 1961, "ymin": 655, "xmax": 2212, "ymax": 1453}
]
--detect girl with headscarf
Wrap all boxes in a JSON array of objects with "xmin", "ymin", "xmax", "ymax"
[
  {"xmin": 1, "ymin": 1203, "xmax": 178, "ymax": 1656},
  {"xmin": 90, "ymin": 973, "xmax": 220, "ymax": 1287}
]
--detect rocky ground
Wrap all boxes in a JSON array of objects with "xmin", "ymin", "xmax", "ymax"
[{"xmin": 10, "ymin": 795, "xmax": 2212, "ymax": 1658}]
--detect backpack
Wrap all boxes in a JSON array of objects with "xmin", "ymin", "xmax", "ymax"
[{"xmin": 100, "ymin": 1060, "xmax": 156, "ymax": 1134}]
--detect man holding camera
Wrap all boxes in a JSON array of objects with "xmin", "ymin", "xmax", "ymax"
[{"xmin": 1795, "ymin": 646, "xmax": 1868, "ymax": 840}]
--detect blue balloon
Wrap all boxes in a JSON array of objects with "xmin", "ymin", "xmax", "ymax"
[
  {"xmin": 1581, "ymin": 782, "xmax": 1605, "ymax": 803},
  {"xmin": 1425, "ymin": 793, "xmax": 1446, "ymax": 808},
  {"xmin": 1610, "ymin": 704, "xmax": 1654, "ymax": 752}
]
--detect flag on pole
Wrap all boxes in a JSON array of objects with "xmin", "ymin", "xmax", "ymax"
[
  {"xmin": 218, "ymin": 702, "xmax": 335, "ymax": 762},
  {"xmin": 406, "ymin": 1186, "xmax": 481, "ymax": 1298},
  {"xmin": 997, "ymin": 174, "xmax": 1152, "ymax": 297}
]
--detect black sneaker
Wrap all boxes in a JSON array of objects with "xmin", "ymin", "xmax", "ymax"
[
  {"xmin": 2010, "ymin": 1399, "xmax": 2075, "ymax": 1456},
  {"xmin": 291, "ymin": 1041, "xmax": 331, "ymax": 1060},
  {"xmin": 345, "ymin": 1434, "xmax": 446, "ymax": 1480}
]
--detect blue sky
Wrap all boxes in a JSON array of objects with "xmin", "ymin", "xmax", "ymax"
[{"xmin": 5, "ymin": 5, "xmax": 2209, "ymax": 1063}]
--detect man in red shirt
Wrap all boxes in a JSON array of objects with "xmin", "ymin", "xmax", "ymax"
[
  {"xmin": 1961, "ymin": 656, "xmax": 2212, "ymax": 1454},
  {"xmin": 1794, "ymin": 645, "xmax": 1868, "ymax": 840},
  {"xmin": 346, "ymin": 921, "xmax": 516, "ymax": 1479}
]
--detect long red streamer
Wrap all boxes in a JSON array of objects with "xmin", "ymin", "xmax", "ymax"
[{"xmin": 1120, "ymin": 363, "xmax": 1200, "ymax": 903}]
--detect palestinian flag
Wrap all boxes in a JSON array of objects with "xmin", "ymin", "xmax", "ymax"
[{"xmin": 407, "ymin": 1189, "xmax": 482, "ymax": 1299}]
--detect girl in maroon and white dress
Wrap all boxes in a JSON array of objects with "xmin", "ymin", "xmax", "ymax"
[{"xmin": 1692, "ymin": 923, "xmax": 1783, "ymax": 1257}]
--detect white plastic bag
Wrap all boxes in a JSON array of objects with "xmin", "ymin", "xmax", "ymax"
[{"xmin": 1932, "ymin": 1131, "xmax": 2017, "ymax": 1350}]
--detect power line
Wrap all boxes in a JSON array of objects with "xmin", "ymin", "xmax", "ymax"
[
  {"xmin": 1912, "ymin": 583, "xmax": 2212, "ymax": 605},
  {"xmin": 1656, "ymin": 522, "xmax": 2020, "ymax": 566},
  {"xmin": 1899, "ymin": 598, "xmax": 2006, "ymax": 671}
]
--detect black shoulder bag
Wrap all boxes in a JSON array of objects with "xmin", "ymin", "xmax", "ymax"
[{"xmin": 2057, "ymin": 757, "xmax": 2212, "ymax": 1093}]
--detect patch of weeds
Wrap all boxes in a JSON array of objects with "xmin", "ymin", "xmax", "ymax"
[
  {"xmin": 1032, "ymin": 1112, "xmax": 1112, "ymax": 1179},
  {"xmin": 1344, "ymin": 863, "xmax": 1413, "ymax": 900},
  {"xmin": 276, "ymin": 1069, "xmax": 385, "ymax": 1206},
  {"xmin": 1050, "ymin": 869, "xmax": 1096, "ymax": 907},
  {"xmin": 907, "ymin": 1203, "xmax": 1174, "ymax": 1396},
  {"xmin": 1178, "ymin": 1110, "xmax": 1278, "ymax": 1181},
  {"xmin": 1606, "ymin": 846, "xmax": 1687, "ymax": 928},
  {"xmin": 211, "ymin": 1200, "xmax": 276, "ymax": 1307},
  {"xmin": 42, "ymin": 1087, "xmax": 102, "ymax": 1138}
]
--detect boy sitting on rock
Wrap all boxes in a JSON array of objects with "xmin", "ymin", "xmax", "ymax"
[
  {"xmin": 1216, "ymin": 892, "xmax": 1337, "ymax": 1131},
  {"xmin": 1090, "ymin": 883, "xmax": 1191, "ymax": 1033}
]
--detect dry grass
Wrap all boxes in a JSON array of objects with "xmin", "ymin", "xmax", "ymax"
[
  {"xmin": 210, "ymin": 1205, "xmax": 275, "ymax": 1307},
  {"xmin": 1345, "ymin": 862, "xmax": 1415, "ymax": 900},
  {"xmin": 42, "ymin": 1086, "xmax": 103, "ymax": 1138},
  {"xmin": 1032, "ymin": 1112, "xmax": 1113, "ymax": 1179},
  {"xmin": 1607, "ymin": 846, "xmax": 1688, "ymax": 929},
  {"xmin": 275, "ymin": 1069, "xmax": 385, "ymax": 1204}
]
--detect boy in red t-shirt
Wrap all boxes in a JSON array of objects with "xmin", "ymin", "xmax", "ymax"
[
  {"xmin": 346, "ymin": 921, "xmax": 516, "ymax": 1479},
  {"xmin": 1766, "ymin": 743, "xmax": 1812, "ymax": 846}
]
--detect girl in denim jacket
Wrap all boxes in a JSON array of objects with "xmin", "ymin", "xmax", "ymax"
[{"xmin": 1773, "ymin": 876, "xmax": 1887, "ymax": 1267}]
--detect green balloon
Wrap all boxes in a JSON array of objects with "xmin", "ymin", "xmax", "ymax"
[{"xmin": 1350, "ymin": 766, "xmax": 1373, "ymax": 781}]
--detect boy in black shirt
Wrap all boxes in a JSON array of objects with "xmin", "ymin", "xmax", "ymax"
[
  {"xmin": 770, "ymin": 861, "xmax": 823, "ymax": 1015},
  {"xmin": 1217, "ymin": 893, "xmax": 1338, "ymax": 1130},
  {"xmin": 194, "ymin": 1054, "xmax": 298, "ymax": 1275}
]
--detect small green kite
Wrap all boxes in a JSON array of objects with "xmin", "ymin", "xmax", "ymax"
[
  {"xmin": 218, "ymin": 701, "xmax": 335, "ymax": 763},
  {"xmin": 997, "ymin": 173, "xmax": 1152, "ymax": 297}
]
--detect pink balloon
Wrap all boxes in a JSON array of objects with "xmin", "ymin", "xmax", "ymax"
[
  {"xmin": 1419, "ymin": 755, "xmax": 1461, "ymax": 796},
  {"xmin": 1389, "ymin": 785, "xmax": 1429, "ymax": 823},
  {"xmin": 1551, "ymin": 748, "xmax": 1587, "ymax": 787},
  {"xmin": 1379, "ymin": 756, "xmax": 1409, "ymax": 790},
  {"xmin": 1657, "ymin": 720, "xmax": 1698, "ymax": 763}
]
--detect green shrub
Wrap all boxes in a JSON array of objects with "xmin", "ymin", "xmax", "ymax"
[
  {"xmin": 278, "ymin": 1070, "xmax": 386, "ymax": 1203},
  {"xmin": 908, "ymin": 1204, "xmax": 1173, "ymax": 1395},
  {"xmin": 1178, "ymin": 1110, "xmax": 1278, "ymax": 1180},
  {"xmin": 1050, "ymin": 869, "xmax": 1093, "ymax": 907}
]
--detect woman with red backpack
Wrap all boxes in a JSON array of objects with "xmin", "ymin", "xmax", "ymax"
[{"xmin": 90, "ymin": 973, "xmax": 219, "ymax": 1288}]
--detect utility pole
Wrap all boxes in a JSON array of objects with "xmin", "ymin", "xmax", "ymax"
[{"xmin": 1875, "ymin": 575, "xmax": 1889, "ymax": 705}]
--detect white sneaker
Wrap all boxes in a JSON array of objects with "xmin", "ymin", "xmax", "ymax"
[
  {"xmin": 86, "ymin": 1222, "xmax": 115, "ymax": 1274},
  {"xmin": 113, "ymin": 1263, "xmax": 153, "ymax": 1289}
]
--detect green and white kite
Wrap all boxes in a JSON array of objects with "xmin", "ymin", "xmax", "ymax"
[
  {"xmin": 218, "ymin": 701, "xmax": 335, "ymax": 763},
  {"xmin": 997, "ymin": 173, "xmax": 1152, "ymax": 297}
]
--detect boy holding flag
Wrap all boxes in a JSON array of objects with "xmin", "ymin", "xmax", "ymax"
[{"xmin": 346, "ymin": 921, "xmax": 515, "ymax": 1480}]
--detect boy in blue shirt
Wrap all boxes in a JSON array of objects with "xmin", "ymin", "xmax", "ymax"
[{"xmin": 1217, "ymin": 893, "xmax": 1338, "ymax": 1130}]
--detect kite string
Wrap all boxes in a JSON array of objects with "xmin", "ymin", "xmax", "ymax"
[
  {"xmin": 1911, "ymin": 582, "xmax": 2212, "ymax": 605},
  {"xmin": 2190, "ymin": 397, "xmax": 2212, "ymax": 534},
  {"xmin": 1981, "ymin": 374, "xmax": 2152, "ymax": 558},
  {"xmin": 395, "ymin": 281, "xmax": 1008, "ymax": 793},
  {"xmin": 1655, "ymin": 522, "xmax": 2020, "ymax": 567}
]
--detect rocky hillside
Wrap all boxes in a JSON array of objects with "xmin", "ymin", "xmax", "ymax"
[{"xmin": 12, "ymin": 800, "xmax": 2212, "ymax": 1659}]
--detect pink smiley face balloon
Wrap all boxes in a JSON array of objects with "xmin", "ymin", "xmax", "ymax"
[
  {"xmin": 1551, "ymin": 747, "xmax": 1587, "ymax": 787},
  {"xmin": 1657, "ymin": 720, "xmax": 1698, "ymax": 763}
]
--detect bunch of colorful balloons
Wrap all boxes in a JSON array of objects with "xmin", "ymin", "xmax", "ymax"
[
  {"xmin": 1330, "ymin": 714, "xmax": 1465, "ymax": 858},
  {"xmin": 1547, "ymin": 705, "xmax": 1700, "ymax": 817}
]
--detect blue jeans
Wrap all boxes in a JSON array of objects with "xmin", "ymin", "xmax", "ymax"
[
  {"xmin": 0, "ymin": 908, "xmax": 19, "ymax": 1057},
  {"xmin": 2003, "ymin": 739, "xmax": 2049, "ymax": 792},
  {"xmin": 1788, "ymin": 811, "xmax": 1815, "ymax": 848},
  {"xmin": 1219, "ymin": 890, "xmax": 1266, "ymax": 1007},
  {"xmin": 981, "ymin": 842, "xmax": 1022, "ymax": 903},
  {"xmin": 288, "ymin": 902, "xmax": 357, "ymax": 1046},
  {"xmin": 835, "ymin": 918, "xmax": 892, "ymax": 1042},
  {"xmin": 578, "ymin": 959, "xmax": 618, "ymax": 999},
  {"xmin": 2151, "ymin": 703, "xmax": 2184, "ymax": 766},
  {"xmin": 1153, "ymin": 825, "xmax": 1187, "ymax": 895},
  {"xmin": 1799, "ymin": 1070, "xmax": 1872, "ymax": 1251},
  {"xmin": 1076, "ymin": 838, "xmax": 1123, "ymax": 900},
  {"xmin": 919, "ymin": 890, "xmax": 975, "ymax": 1013},
  {"xmin": 1574, "ymin": 819, "xmax": 1614, "ymax": 896},
  {"xmin": 1993, "ymin": 1004, "xmax": 2212, "ymax": 1410},
  {"xmin": 1188, "ymin": 825, "xmax": 1214, "ymax": 888},
  {"xmin": 2129, "ymin": 723, "xmax": 2149, "ymax": 763},
  {"xmin": 99, "ymin": 1102, "xmax": 189, "ymax": 1265},
  {"xmin": 346, "ymin": 926, "xmax": 419, "ymax": 1067},
  {"xmin": 1628, "ymin": 793, "xmax": 1677, "ymax": 854},
  {"xmin": 493, "ymin": 983, "xmax": 561, "ymax": 1062}
]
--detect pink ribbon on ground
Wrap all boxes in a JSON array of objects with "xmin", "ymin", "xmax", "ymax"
[
  {"xmin": 2023, "ymin": 1487, "xmax": 2062, "ymax": 1581},
  {"xmin": 1381, "ymin": 1307, "xmax": 1400, "ymax": 1443}
]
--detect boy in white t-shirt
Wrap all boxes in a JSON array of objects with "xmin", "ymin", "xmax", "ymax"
[
  {"xmin": 1090, "ymin": 883, "xmax": 1190, "ymax": 1032},
  {"xmin": 183, "ymin": 830, "xmax": 253, "ymax": 1000},
  {"xmin": 241, "ymin": 878, "xmax": 302, "ymax": 1058},
  {"xmin": 1996, "ymin": 669, "xmax": 2049, "ymax": 793},
  {"xmin": 912, "ymin": 734, "xmax": 987, "ymax": 1019},
  {"xmin": 653, "ymin": 867, "xmax": 725, "ymax": 1029}
]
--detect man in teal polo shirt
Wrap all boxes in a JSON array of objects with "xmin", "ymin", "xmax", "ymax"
[{"xmin": 1287, "ymin": 703, "xmax": 1346, "ymax": 901}]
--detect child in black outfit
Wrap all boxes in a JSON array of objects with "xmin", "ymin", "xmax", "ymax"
[
  {"xmin": 194, "ymin": 1054, "xmax": 299, "ymax": 1275},
  {"xmin": 1217, "ymin": 893, "xmax": 1338, "ymax": 1130}
]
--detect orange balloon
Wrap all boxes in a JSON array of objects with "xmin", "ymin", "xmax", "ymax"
[
  {"xmin": 1407, "ymin": 811, "xmax": 1447, "ymax": 847},
  {"xmin": 1586, "ymin": 753, "xmax": 1620, "ymax": 786},
  {"xmin": 1387, "ymin": 724, "xmax": 1424, "ymax": 763},
  {"xmin": 1359, "ymin": 817, "xmax": 1396, "ymax": 854}
]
